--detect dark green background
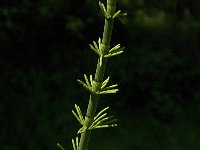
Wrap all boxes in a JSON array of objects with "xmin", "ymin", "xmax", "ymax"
[{"xmin": 1, "ymin": 0, "xmax": 200, "ymax": 149}]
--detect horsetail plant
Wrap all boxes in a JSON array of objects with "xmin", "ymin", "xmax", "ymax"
[{"xmin": 57, "ymin": 0, "xmax": 126, "ymax": 150}]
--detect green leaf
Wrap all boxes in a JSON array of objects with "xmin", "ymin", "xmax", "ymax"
[
  {"xmin": 93, "ymin": 40, "xmax": 99, "ymax": 51},
  {"xmin": 102, "ymin": 84, "xmax": 118, "ymax": 90},
  {"xmin": 89, "ymin": 44, "xmax": 100, "ymax": 56},
  {"xmin": 75, "ymin": 104, "xmax": 84, "ymax": 123},
  {"xmin": 84, "ymin": 74, "xmax": 90, "ymax": 87},
  {"xmin": 72, "ymin": 110, "xmax": 82, "ymax": 125},
  {"xmin": 112, "ymin": 10, "xmax": 121, "ymax": 19},
  {"xmin": 104, "ymin": 51, "xmax": 124, "ymax": 57},
  {"xmin": 99, "ymin": 89, "xmax": 119, "ymax": 94},
  {"xmin": 101, "ymin": 76, "xmax": 110, "ymax": 89},
  {"xmin": 99, "ymin": 1, "xmax": 107, "ymax": 18},
  {"xmin": 94, "ymin": 124, "xmax": 117, "ymax": 129},
  {"xmin": 57, "ymin": 143, "xmax": 65, "ymax": 150},
  {"xmin": 90, "ymin": 75, "xmax": 93, "ymax": 86},
  {"xmin": 94, "ymin": 107, "xmax": 109, "ymax": 120}
]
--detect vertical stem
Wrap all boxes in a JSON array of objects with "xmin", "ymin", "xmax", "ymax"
[{"xmin": 78, "ymin": 0, "xmax": 117, "ymax": 150}]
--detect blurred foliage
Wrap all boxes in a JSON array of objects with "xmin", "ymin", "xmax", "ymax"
[{"xmin": 0, "ymin": 0, "xmax": 200, "ymax": 149}]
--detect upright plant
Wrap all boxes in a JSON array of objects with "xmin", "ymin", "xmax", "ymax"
[{"xmin": 58, "ymin": 0, "xmax": 126, "ymax": 150}]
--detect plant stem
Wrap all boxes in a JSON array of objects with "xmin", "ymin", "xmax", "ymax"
[{"xmin": 78, "ymin": 0, "xmax": 117, "ymax": 150}]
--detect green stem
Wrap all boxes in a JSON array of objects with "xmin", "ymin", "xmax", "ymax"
[{"xmin": 78, "ymin": 0, "xmax": 117, "ymax": 150}]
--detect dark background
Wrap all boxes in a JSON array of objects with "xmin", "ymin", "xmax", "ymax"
[{"xmin": 1, "ymin": 0, "xmax": 200, "ymax": 149}]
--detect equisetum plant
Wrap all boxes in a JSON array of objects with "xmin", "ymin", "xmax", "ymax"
[{"xmin": 57, "ymin": 0, "xmax": 126, "ymax": 150}]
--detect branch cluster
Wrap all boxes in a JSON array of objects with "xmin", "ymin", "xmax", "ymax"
[{"xmin": 72, "ymin": 104, "xmax": 117, "ymax": 134}]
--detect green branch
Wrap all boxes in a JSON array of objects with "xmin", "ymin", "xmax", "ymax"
[
  {"xmin": 77, "ymin": 1, "xmax": 117, "ymax": 150},
  {"xmin": 56, "ymin": 0, "xmax": 126, "ymax": 150}
]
